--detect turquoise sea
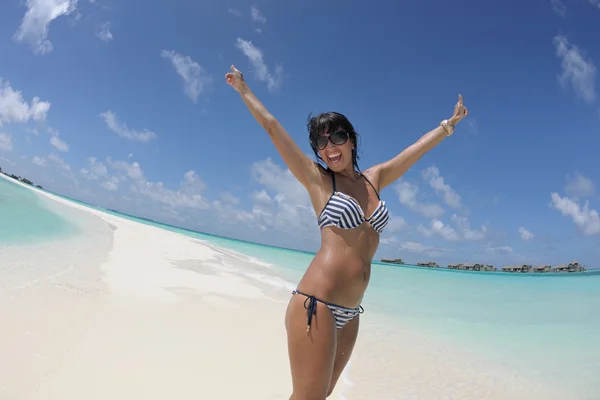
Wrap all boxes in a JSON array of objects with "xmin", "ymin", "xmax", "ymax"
[
  {"xmin": 0, "ymin": 176, "xmax": 79, "ymax": 244},
  {"xmin": 2, "ymin": 176, "xmax": 600, "ymax": 397}
]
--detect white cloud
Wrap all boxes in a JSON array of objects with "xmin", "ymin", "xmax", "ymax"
[
  {"xmin": 100, "ymin": 111, "xmax": 157, "ymax": 143},
  {"xmin": 32, "ymin": 156, "xmax": 47, "ymax": 166},
  {"xmin": 550, "ymin": 192, "xmax": 600, "ymax": 235},
  {"xmin": 421, "ymin": 166, "xmax": 462, "ymax": 209},
  {"xmin": 100, "ymin": 157, "xmax": 209, "ymax": 210},
  {"xmin": 228, "ymin": 6, "xmax": 242, "ymax": 17},
  {"xmin": 80, "ymin": 157, "xmax": 108, "ymax": 180},
  {"xmin": 235, "ymin": 38, "xmax": 283, "ymax": 91},
  {"xmin": 161, "ymin": 50, "xmax": 212, "ymax": 103},
  {"xmin": 589, "ymin": 0, "xmax": 600, "ymax": 9},
  {"xmin": 50, "ymin": 135, "xmax": 69, "ymax": 152},
  {"xmin": 395, "ymin": 180, "xmax": 444, "ymax": 218},
  {"xmin": 398, "ymin": 241, "xmax": 443, "ymax": 257},
  {"xmin": 451, "ymin": 214, "xmax": 487, "ymax": 240},
  {"xmin": 0, "ymin": 79, "xmax": 51, "ymax": 126},
  {"xmin": 0, "ymin": 133, "xmax": 13, "ymax": 151},
  {"xmin": 106, "ymin": 157, "xmax": 145, "ymax": 180},
  {"xmin": 519, "ymin": 226, "xmax": 534, "ymax": 241},
  {"xmin": 13, "ymin": 0, "xmax": 78, "ymax": 54},
  {"xmin": 485, "ymin": 245, "xmax": 513, "ymax": 254},
  {"xmin": 251, "ymin": 5, "xmax": 266, "ymax": 23},
  {"xmin": 551, "ymin": 0, "xmax": 566, "ymax": 16},
  {"xmin": 418, "ymin": 219, "xmax": 460, "ymax": 241},
  {"xmin": 417, "ymin": 214, "xmax": 486, "ymax": 241},
  {"xmin": 565, "ymin": 172, "xmax": 595, "ymax": 197},
  {"xmin": 96, "ymin": 22, "xmax": 113, "ymax": 42},
  {"xmin": 48, "ymin": 153, "xmax": 71, "ymax": 170},
  {"xmin": 132, "ymin": 170, "xmax": 209, "ymax": 210},
  {"xmin": 220, "ymin": 191, "xmax": 240, "ymax": 204},
  {"xmin": 385, "ymin": 214, "xmax": 408, "ymax": 233},
  {"xmin": 102, "ymin": 176, "xmax": 119, "ymax": 191},
  {"xmin": 250, "ymin": 5, "xmax": 266, "ymax": 31},
  {"xmin": 553, "ymin": 35, "xmax": 597, "ymax": 103}
]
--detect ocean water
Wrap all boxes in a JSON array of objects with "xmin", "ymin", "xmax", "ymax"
[
  {"xmin": 2, "ymin": 179, "xmax": 600, "ymax": 397},
  {"xmin": 0, "ymin": 176, "xmax": 79, "ymax": 244}
]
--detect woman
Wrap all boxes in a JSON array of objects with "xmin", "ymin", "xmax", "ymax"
[{"xmin": 225, "ymin": 65, "xmax": 467, "ymax": 399}]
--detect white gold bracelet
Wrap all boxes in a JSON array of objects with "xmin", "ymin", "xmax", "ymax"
[{"xmin": 440, "ymin": 119, "xmax": 455, "ymax": 136}]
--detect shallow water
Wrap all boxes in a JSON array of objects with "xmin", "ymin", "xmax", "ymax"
[
  {"xmin": 0, "ymin": 177, "xmax": 79, "ymax": 244},
  {"xmin": 2, "ymin": 180, "xmax": 599, "ymax": 398}
]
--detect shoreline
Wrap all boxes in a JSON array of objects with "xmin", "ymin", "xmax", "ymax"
[{"xmin": 1, "ymin": 173, "xmax": 592, "ymax": 399}]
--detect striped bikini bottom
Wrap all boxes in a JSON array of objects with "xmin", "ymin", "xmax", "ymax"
[{"xmin": 292, "ymin": 289, "xmax": 364, "ymax": 333}]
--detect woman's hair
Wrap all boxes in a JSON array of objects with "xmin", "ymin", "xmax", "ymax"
[{"xmin": 307, "ymin": 111, "xmax": 360, "ymax": 172}]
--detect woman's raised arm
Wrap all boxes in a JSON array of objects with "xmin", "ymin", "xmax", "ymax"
[{"xmin": 226, "ymin": 65, "xmax": 320, "ymax": 189}]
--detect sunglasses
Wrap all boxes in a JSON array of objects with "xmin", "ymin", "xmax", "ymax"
[{"xmin": 313, "ymin": 130, "xmax": 349, "ymax": 150}]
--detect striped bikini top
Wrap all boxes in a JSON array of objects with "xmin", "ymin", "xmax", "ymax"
[{"xmin": 317, "ymin": 172, "xmax": 390, "ymax": 234}]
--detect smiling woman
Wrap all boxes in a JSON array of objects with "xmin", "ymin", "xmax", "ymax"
[
  {"xmin": 225, "ymin": 64, "xmax": 468, "ymax": 400},
  {"xmin": 0, "ymin": 175, "xmax": 79, "ymax": 244}
]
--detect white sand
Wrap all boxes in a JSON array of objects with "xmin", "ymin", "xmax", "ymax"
[{"xmin": 0, "ymin": 174, "xmax": 581, "ymax": 399}]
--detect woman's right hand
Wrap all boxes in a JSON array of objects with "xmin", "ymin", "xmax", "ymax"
[{"xmin": 225, "ymin": 65, "xmax": 246, "ymax": 92}]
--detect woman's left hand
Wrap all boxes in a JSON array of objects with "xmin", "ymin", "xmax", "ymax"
[{"xmin": 449, "ymin": 94, "xmax": 468, "ymax": 125}]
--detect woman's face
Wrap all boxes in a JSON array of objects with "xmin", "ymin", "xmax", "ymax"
[{"xmin": 316, "ymin": 129, "xmax": 353, "ymax": 172}]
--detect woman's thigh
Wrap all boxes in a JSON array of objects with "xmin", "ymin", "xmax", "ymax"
[{"xmin": 285, "ymin": 294, "xmax": 337, "ymax": 399}]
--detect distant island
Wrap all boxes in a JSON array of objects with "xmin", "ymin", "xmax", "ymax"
[
  {"xmin": 0, "ymin": 166, "xmax": 43, "ymax": 189},
  {"xmin": 381, "ymin": 258, "xmax": 588, "ymax": 274}
]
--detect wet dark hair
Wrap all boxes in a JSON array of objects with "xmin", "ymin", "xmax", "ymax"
[{"xmin": 307, "ymin": 112, "xmax": 360, "ymax": 172}]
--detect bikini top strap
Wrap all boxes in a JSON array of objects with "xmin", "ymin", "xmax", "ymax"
[
  {"xmin": 331, "ymin": 172, "xmax": 337, "ymax": 192},
  {"xmin": 360, "ymin": 172, "xmax": 381, "ymax": 200}
]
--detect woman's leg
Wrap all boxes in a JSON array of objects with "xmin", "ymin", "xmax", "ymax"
[
  {"xmin": 285, "ymin": 294, "xmax": 337, "ymax": 400},
  {"xmin": 327, "ymin": 315, "xmax": 359, "ymax": 397}
]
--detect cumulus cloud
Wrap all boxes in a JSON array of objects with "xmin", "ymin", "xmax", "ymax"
[
  {"xmin": 80, "ymin": 157, "xmax": 109, "ymax": 183},
  {"xmin": 235, "ymin": 38, "xmax": 283, "ymax": 91},
  {"xmin": 418, "ymin": 219, "xmax": 460, "ymax": 241},
  {"xmin": 485, "ymin": 245, "xmax": 513, "ymax": 254},
  {"xmin": 421, "ymin": 166, "xmax": 462, "ymax": 209},
  {"xmin": 50, "ymin": 135, "xmax": 69, "ymax": 152},
  {"xmin": 228, "ymin": 6, "xmax": 242, "ymax": 17},
  {"xmin": 398, "ymin": 241, "xmax": 443, "ymax": 257},
  {"xmin": 519, "ymin": 226, "xmax": 534, "ymax": 241},
  {"xmin": 0, "ymin": 133, "xmax": 13, "ymax": 151},
  {"xmin": 32, "ymin": 155, "xmax": 47, "ymax": 166},
  {"xmin": 565, "ymin": 172, "xmax": 595, "ymax": 197},
  {"xmin": 451, "ymin": 214, "xmax": 487, "ymax": 240},
  {"xmin": 553, "ymin": 35, "xmax": 597, "ymax": 103},
  {"xmin": 13, "ymin": 0, "xmax": 78, "ymax": 54},
  {"xmin": 161, "ymin": 50, "xmax": 212, "ymax": 102},
  {"xmin": 251, "ymin": 5, "xmax": 266, "ymax": 23},
  {"xmin": 250, "ymin": 5, "xmax": 266, "ymax": 32},
  {"xmin": 417, "ymin": 214, "xmax": 486, "ymax": 241},
  {"xmin": 551, "ymin": 0, "xmax": 566, "ymax": 16},
  {"xmin": 395, "ymin": 180, "xmax": 444, "ymax": 218},
  {"xmin": 0, "ymin": 79, "xmax": 51, "ymax": 126},
  {"xmin": 100, "ymin": 111, "xmax": 157, "ymax": 143},
  {"xmin": 550, "ymin": 192, "xmax": 600, "ymax": 235},
  {"xmin": 96, "ymin": 22, "xmax": 113, "ymax": 42}
]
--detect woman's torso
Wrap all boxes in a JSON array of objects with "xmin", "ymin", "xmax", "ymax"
[{"xmin": 297, "ymin": 168, "xmax": 388, "ymax": 308}]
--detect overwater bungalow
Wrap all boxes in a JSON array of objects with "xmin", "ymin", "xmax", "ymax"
[
  {"xmin": 502, "ymin": 264, "xmax": 533, "ymax": 273},
  {"xmin": 502, "ymin": 265, "xmax": 521, "ymax": 273},
  {"xmin": 447, "ymin": 263, "xmax": 463, "ymax": 270},
  {"xmin": 552, "ymin": 261, "xmax": 586, "ymax": 273},
  {"xmin": 532, "ymin": 264, "xmax": 552, "ymax": 273},
  {"xmin": 482, "ymin": 264, "xmax": 497, "ymax": 272},
  {"xmin": 417, "ymin": 261, "xmax": 439, "ymax": 268},
  {"xmin": 462, "ymin": 263, "xmax": 483, "ymax": 271},
  {"xmin": 552, "ymin": 263, "xmax": 570, "ymax": 273},
  {"xmin": 381, "ymin": 258, "xmax": 404, "ymax": 264}
]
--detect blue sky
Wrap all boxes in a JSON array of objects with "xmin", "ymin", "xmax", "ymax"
[{"xmin": 1, "ymin": 0, "xmax": 599, "ymax": 267}]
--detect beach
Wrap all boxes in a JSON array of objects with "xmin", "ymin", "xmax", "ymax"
[{"xmin": 1, "ymin": 173, "xmax": 598, "ymax": 399}]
